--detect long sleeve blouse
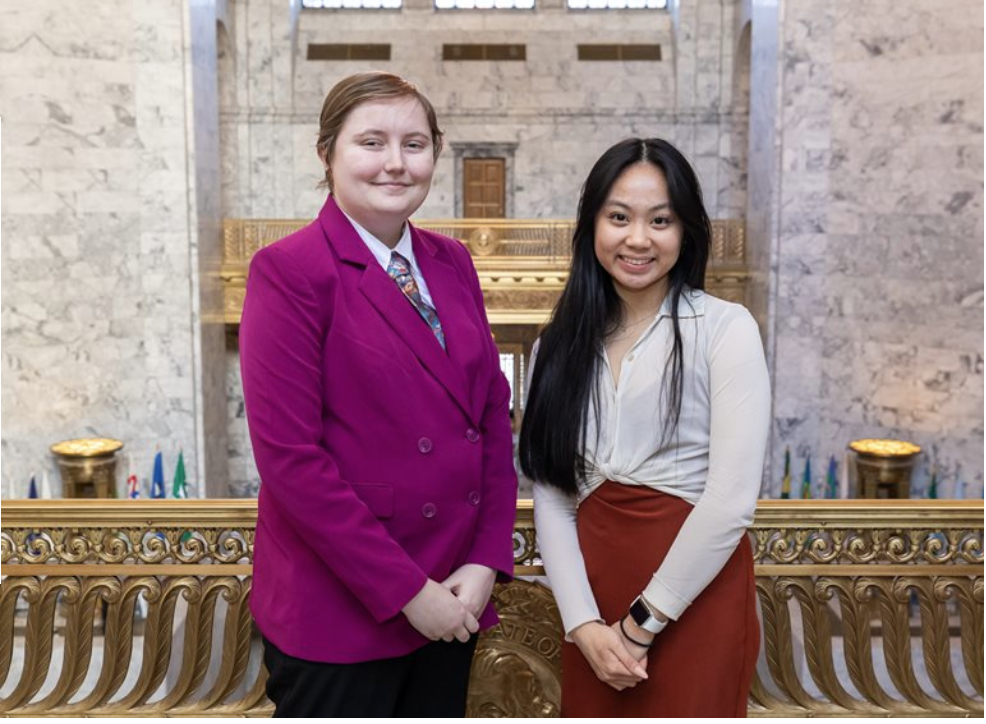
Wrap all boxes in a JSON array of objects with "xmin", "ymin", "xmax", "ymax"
[{"xmin": 532, "ymin": 289, "xmax": 771, "ymax": 636}]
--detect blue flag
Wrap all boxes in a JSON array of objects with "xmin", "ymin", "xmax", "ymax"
[
  {"xmin": 151, "ymin": 451, "xmax": 166, "ymax": 499},
  {"xmin": 28, "ymin": 475, "xmax": 38, "ymax": 499},
  {"xmin": 826, "ymin": 455, "xmax": 839, "ymax": 499}
]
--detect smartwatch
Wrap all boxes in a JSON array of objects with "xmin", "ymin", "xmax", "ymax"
[{"xmin": 629, "ymin": 595, "xmax": 667, "ymax": 635}]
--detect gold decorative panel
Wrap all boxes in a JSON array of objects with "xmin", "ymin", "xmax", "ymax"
[
  {"xmin": 220, "ymin": 218, "xmax": 749, "ymax": 326},
  {"xmin": 1, "ymin": 499, "xmax": 980, "ymax": 717}
]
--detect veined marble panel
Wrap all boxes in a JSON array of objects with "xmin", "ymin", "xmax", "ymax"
[
  {"xmin": 220, "ymin": 0, "xmax": 745, "ymax": 223},
  {"xmin": 218, "ymin": 0, "xmax": 749, "ymax": 495},
  {"xmin": 184, "ymin": 0, "xmax": 230, "ymax": 497},
  {"xmin": 764, "ymin": 0, "xmax": 984, "ymax": 497},
  {"xmin": 0, "ymin": 0, "xmax": 225, "ymax": 498},
  {"xmin": 226, "ymin": 334, "xmax": 260, "ymax": 498}
]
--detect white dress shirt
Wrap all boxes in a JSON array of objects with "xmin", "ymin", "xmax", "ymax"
[
  {"xmin": 342, "ymin": 211, "xmax": 435, "ymax": 308},
  {"xmin": 532, "ymin": 289, "xmax": 771, "ymax": 636}
]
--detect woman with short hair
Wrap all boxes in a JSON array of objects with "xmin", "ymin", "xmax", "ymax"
[{"xmin": 240, "ymin": 72, "xmax": 517, "ymax": 717}]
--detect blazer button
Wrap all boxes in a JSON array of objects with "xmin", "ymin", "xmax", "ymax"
[
  {"xmin": 418, "ymin": 437, "xmax": 433, "ymax": 454},
  {"xmin": 421, "ymin": 502, "xmax": 437, "ymax": 519},
  {"xmin": 465, "ymin": 428, "xmax": 480, "ymax": 443},
  {"xmin": 468, "ymin": 491, "xmax": 481, "ymax": 506}
]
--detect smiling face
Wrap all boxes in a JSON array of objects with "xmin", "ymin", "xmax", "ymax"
[
  {"xmin": 593, "ymin": 161, "xmax": 683, "ymax": 308},
  {"xmin": 327, "ymin": 96, "xmax": 436, "ymax": 246}
]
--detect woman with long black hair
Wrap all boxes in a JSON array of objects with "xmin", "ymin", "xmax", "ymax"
[{"xmin": 520, "ymin": 138, "xmax": 770, "ymax": 717}]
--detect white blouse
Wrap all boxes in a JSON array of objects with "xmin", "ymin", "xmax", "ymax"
[{"xmin": 532, "ymin": 289, "xmax": 771, "ymax": 636}]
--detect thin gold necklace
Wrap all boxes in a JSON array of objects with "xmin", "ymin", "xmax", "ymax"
[
  {"xmin": 623, "ymin": 315, "xmax": 653, "ymax": 328},
  {"xmin": 612, "ymin": 314, "xmax": 655, "ymax": 341}
]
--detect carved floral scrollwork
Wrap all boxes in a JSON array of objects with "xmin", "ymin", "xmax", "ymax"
[
  {"xmin": 216, "ymin": 531, "xmax": 250, "ymax": 563},
  {"xmin": 23, "ymin": 532, "xmax": 56, "ymax": 564},
  {"xmin": 804, "ymin": 529, "xmax": 843, "ymax": 564},
  {"xmin": 752, "ymin": 528, "xmax": 984, "ymax": 566},
  {"xmin": 174, "ymin": 531, "xmax": 208, "ymax": 563},
  {"xmin": 960, "ymin": 532, "xmax": 983, "ymax": 564},
  {"xmin": 1, "ymin": 526, "xmax": 256, "ymax": 566},
  {"xmin": 762, "ymin": 529, "xmax": 812, "ymax": 564},
  {"xmin": 0, "ymin": 502, "xmax": 981, "ymax": 717},
  {"xmin": 102, "ymin": 531, "xmax": 130, "ymax": 563}
]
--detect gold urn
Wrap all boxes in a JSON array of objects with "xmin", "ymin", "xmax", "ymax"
[
  {"xmin": 50, "ymin": 438, "xmax": 124, "ymax": 499},
  {"xmin": 849, "ymin": 438, "xmax": 921, "ymax": 499}
]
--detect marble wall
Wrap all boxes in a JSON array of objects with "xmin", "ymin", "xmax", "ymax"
[
  {"xmin": 187, "ymin": 0, "xmax": 230, "ymax": 497},
  {"xmin": 219, "ymin": 0, "xmax": 748, "ymax": 222},
  {"xmin": 745, "ymin": 0, "xmax": 781, "ymax": 342},
  {"xmin": 3, "ymin": 0, "xmax": 980, "ymax": 501},
  {"xmin": 0, "ymin": 0, "xmax": 225, "ymax": 497},
  {"xmin": 225, "ymin": 335, "xmax": 259, "ymax": 498},
  {"xmin": 220, "ymin": 0, "xmax": 749, "ymax": 496},
  {"xmin": 753, "ymin": 0, "xmax": 984, "ymax": 496}
]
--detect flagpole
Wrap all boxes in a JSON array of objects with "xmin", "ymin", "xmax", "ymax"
[{"xmin": 840, "ymin": 451, "xmax": 850, "ymax": 499}]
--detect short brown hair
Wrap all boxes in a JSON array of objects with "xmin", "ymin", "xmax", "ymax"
[{"xmin": 315, "ymin": 72, "xmax": 444, "ymax": 190}]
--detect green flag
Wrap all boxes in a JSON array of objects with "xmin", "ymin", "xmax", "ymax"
[
  {"xmin": 172, "ymin": 450, "xmax": 188, "ymax": 499},
  {"xmin": 801, "ymin": 454, "xmax": 812, "ymax": 499}
]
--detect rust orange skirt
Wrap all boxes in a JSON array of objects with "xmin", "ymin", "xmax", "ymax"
[{"xmin": 561, "ymin": 481, "xmax": 759, "ymax": 718}]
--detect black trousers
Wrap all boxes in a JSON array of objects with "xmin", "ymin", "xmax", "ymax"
[{"xmin": 262, "ymin": 635, "xmax": 478, "ymax": 718}]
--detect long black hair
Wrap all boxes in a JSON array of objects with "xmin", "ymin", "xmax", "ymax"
[{"xmin": 519, "ymin": 138, "xmax": 712, "ymax": 494}]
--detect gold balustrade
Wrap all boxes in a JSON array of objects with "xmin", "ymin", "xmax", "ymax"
[
  {"xmin": 0, "ymin": 499, "xmax": 981, "ymax": 717},
  {"xmin": 220, "ymin": 218, "xmax": 748, "ymax": 325}
]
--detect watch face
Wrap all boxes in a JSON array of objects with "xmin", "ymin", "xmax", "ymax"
[{"xmin": 630, "ymin": 598, "xmax": 651, "ymax": 626}]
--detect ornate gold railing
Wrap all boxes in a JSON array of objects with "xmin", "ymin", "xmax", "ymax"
[
  {"xmin": 1, "ymin": 499, "xmax": 981, "ymax": 716},
  {"xmin": 220, "ymin": 218, "xmax": 748, "ymax": 325}
]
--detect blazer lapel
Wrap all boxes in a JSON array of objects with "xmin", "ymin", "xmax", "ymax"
[
  {"xmin": 318, "ymin": 195, "xmax": 374, "ymax": 266},
  {"xmin": 318, "ymin": 197, "xmax": 475, "ymax": 422},
  {"xmin": 357, "ymin": 266, "xmax": 475, "ymax": 423},
  {"xmin": 410, "ymin": 226, "xmax": 477, "ymax": 419}
]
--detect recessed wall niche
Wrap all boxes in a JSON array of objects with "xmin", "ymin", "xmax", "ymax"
[{"xmin": 451, "ymin": 143, "xmax": 519, "ymax": 219}]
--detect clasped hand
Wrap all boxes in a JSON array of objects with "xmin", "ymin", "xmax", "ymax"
[
  {"xmin": 402, "ymin": 564, "xmax": 495, "ymax": 643},
  {"xmin": 571, "ymin": 620, "xmax": 651, "ymax": 691}
]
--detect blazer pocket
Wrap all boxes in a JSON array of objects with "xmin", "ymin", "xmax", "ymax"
[{"xmin": 351, "ymin": 483, "xmax": 395, "ymax": 519}]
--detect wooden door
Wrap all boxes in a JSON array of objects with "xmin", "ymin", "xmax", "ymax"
[{"xmin": 463, "ymin": 158, "xmax": 506, "ymax": 218}]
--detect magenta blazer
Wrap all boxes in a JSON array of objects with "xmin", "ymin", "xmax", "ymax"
[{"xmin": 239, "ymin": 196, "xmax": 518, "ymax": 664}]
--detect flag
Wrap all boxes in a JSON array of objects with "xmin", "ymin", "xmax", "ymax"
[
  {"xmin": 127, "ymin": 455, "xmax": 140, "ymax": 499},
  {"xmin": 40, "ymin": 470, "xmax": 52, "ymax": 499},
  {"xmin": 840, "ymin": 452, "xmax": 850, "ymax": 499},
  {"xmin": 172, "ymin": 450, "xmax": 187, "ymax": 499},
  {"xmin": 780, "ymin": 447, "xmax": 791, "ymax": 499},
  {"xmin": 151, "ymin": 451, "xmax": 166, "ymax": 499},
  {"xmin": 801, "ymin": 455, "xmax": 812, "ymax": 499},
  {"xmin": 826, "ymin": 455, "xmax": 838, "ymax": 499},
  {"xmin": 25, "ymin": 474, "xmax": 42, "ymax": 547},
  {"xmin": 927, "ymin": 466, "xmax": 938, "ymax": 499},
  {"xmin": 953, "ymin": 466, "xmax": 965, "ymax": 499}
]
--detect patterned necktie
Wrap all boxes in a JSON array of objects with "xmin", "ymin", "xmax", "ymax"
[{"xmin": 386, "ymin": 251, "xmax": 446, "ymax": 351}]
